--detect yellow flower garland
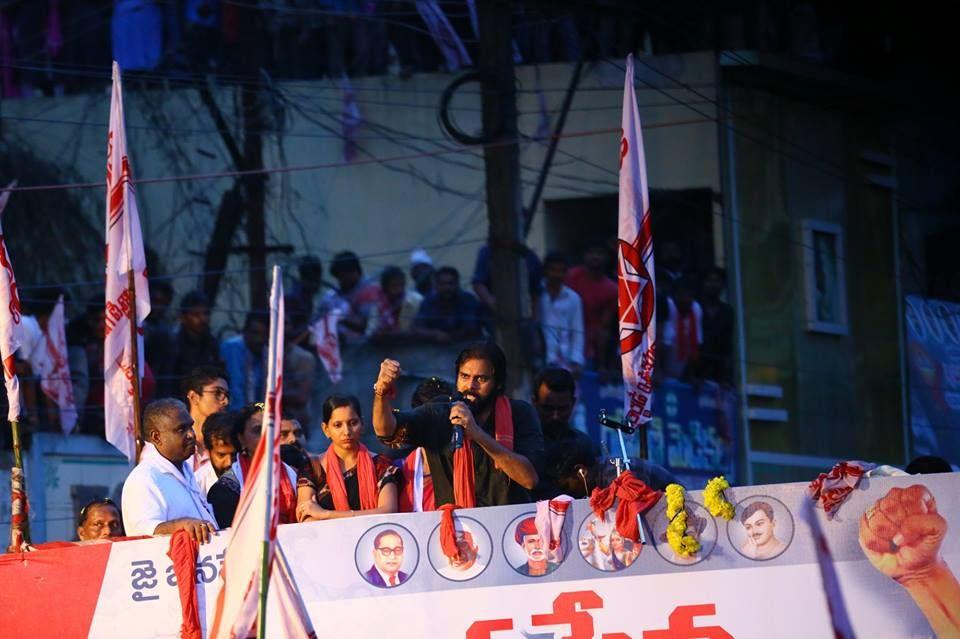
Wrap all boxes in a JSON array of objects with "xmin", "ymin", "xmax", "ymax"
[
  {"xmin": 664, "ymin": 483, "xmax": 700, "ymax": 557},
  {"xmin": 703, "ymin": 476, "xmax": 735, "ymax": 521}
]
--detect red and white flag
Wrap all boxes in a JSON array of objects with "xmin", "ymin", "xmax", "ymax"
[
  {"xmin": 104, "ymin": 61, "xmax": 150, "ymax": 463},
  {"xmin": 617, "ymin": 54, "xmax": 657, "ymax": 429},
  {"xmin": 1, "ymin": 180, "xmax": 29, "ymax": 551},
  {"xmin": 210, "ymin": 268, "xmax": 311, "ymax": 638},
  {"xmin": 0, "ymin": 180, "xmax": 23, "ymax": 424},
  {"xmin": 40, "ymin": 295, "xmax": 78, "ymax": 434},
  {"xmin": 266, "ymin": 545, "xmax": 317, "ymax": 638},
  {"xmin": 310, "ymin": 310, "xmax": 343, "ymax": 384}
]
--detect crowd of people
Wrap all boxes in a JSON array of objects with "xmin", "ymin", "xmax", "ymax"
[
  {"xmin": 72, "ymin": 340, "xmax": 682, "ymax": 544},
  {"xmin": 10, "ymin": 239, "xmax": 733, "ymax": 443},
  {"xmin": 5, "ymin": 234, "xmax": 740, "ymax": 545},
  {"xmin": 49, "ymin": 322, "xmax": 958, "ymax": 547}
]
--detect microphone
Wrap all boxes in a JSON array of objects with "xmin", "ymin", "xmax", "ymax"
[
  {"xmin": 447, "ymin": 392, "xmax": 468, "ymax": 450},
  {"xmin": 598, "ymin": 409, "xmax": 637, "ymax": 435}
]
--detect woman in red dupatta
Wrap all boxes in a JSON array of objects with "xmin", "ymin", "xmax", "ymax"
[{"xmin": 296, "ymin": 394, "xmax": 399, "ymax": 521}]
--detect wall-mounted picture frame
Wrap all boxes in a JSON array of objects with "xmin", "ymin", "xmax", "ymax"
[{"xmin": 801, "ymin": 219, "xmax": 848, "ymax": 335}]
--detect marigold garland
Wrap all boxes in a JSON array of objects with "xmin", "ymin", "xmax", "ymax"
[
  {"xmin": 703, "ymin": 476, "xmax": 735, "ymax": 521},
  {"xmin": 664, "ymin": 483, "xmax": 700, "ymax": 557}
]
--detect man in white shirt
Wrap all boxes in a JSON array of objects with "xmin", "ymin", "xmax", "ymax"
[
  {"xmin": 121, "ymin": 398, "xmax": 218, "ymax": 543},
  {"xmin": 539, "ymin": 253, "xmax": 585, "ymax": 374}
]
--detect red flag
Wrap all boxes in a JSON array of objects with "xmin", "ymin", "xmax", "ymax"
[
  {"xmin": 0, "ymin": 180, "xmax": 23, "ymax": 424},
  {"xmin": 104, "ymin": 61, "xmax": 151, "ymax": 463},
  {"xmin": 617, "ymin": 54, "xmax": 657, "ymax": 429},
  {"xmin": 310, "ymin": 310, "xmax": 343, "ymax": 384},
  {"xmin": 39, "ymin": 295, "xmax": 78, "ymax": 434},
  {"xmin": 210, "ymin": 267, "xmax": 311, "ymax": 638}
]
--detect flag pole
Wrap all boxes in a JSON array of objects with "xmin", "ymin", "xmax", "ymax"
[
  {"xmin": 9, "ymin": 418, "xmax": 30, "ymax": 548},
  {"xmin": 1, "ymin": 180, "xmax": 29, "ymax": 549},
  {"xmin": 127, "ymin": 269, "xmax": 144, "ymax": 462},
  {"xmin": 123, "ymin": 164, "xmax": 144, "ymax": 462},
  {"xmin": 257, "ymin": 265, "xmax": 281, "ymax": 639}
]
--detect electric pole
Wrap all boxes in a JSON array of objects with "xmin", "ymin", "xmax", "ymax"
[
  {"xmin": 238, "ymin": 2, "xmax": 268, "ymax": 310},
  {"xmin": 477, "ymin": 0, "xmax": 529, "ymax": 394}
]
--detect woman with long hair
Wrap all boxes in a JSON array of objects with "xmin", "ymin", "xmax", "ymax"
[{"xmin": 296, "ymin": 394, "xmax": 399, "ymax": 521}]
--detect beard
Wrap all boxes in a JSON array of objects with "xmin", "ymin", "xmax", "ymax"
[{"xmin": 461, "ymin": 390, "xmax": 495, "ymax": 415}]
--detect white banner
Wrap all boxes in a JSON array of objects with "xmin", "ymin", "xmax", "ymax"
[{"xmin": 3, "ymin": 474, "xmax": 959, "ymax": 638}]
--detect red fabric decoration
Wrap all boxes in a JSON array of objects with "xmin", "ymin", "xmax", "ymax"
[
  {"xmin": 493, "ymin": 396, "xmax": 515, "ymax": 451},
  {"xmin": 589, "ymin": 471, "xmax": 661, "ymax": 543},
  {"xmin": 452, "ymin": 438, "xmax": 477, "ymax": 509},
  {"xmin": 452, "ymin": 396, "xmax": 515, "ymax": 507},
  {"xmin": 166, "ymin": 529, "xmax": 202, "ymax": 639},
  {"xmin": 0, "ymin": 541, "xmax": 114, "ymax": 637},
  {"xmin": 808, "ymin": 461, "xmax": 874, "ymax": 517},
  {"xmin": 438, "ymin": 504, "xmax": 461, "ymax": 562},
  {"xmin": 323, "ymin": 444, "xmax": 378, "ymax": 511},
  {"xmin": 239, "ymin": 453, "xmax": 298, "ymax": 524}
]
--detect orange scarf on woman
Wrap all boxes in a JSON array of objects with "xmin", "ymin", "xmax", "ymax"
[
  {"xmin": 323, "ymin": 444, "xmax": 379, "ymax": 511},
  {"xmin": 452, "ymin": 396, "xmax": 514, "ymax": 508}
]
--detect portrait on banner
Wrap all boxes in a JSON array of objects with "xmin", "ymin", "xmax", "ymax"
[
  {"xmin": 427, "ymin": 516, "xmax": 491, "ymax": 582},
  {"xmin": 355, "ymin": 523, "xmax": 419, "ymax": 589}
]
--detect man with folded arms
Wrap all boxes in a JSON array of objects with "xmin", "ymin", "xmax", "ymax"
[{"xmin": 121, "ymin": 398, "xmax": 218, "ymax": 543}]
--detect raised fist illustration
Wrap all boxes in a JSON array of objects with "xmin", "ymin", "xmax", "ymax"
[{"xmin": 858, "ymin": 485, "xmax": 946, "ymax": 583}]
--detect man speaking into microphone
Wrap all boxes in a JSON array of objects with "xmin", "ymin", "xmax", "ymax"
[{"xmin": 373, "ymin": 342, "xmax": 544, "ymax": 507}]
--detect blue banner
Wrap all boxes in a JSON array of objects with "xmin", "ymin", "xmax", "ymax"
[
  {"xmin": 905, "ymin": 295, "xmax": 960, "ymax": 463},
  {"xmin": 577, "ymin": 373, "xmax": 737, "ymax": 485}
]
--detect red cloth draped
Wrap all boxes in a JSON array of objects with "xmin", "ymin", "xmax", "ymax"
[
  {"xmin": 809, "ymin": 461, "xmax": 873, "ymax": 517},
  {"xmin": 323, "ymin": 444, "xmax": 378, "ymax": 511},
  {"xmin": 438, "ymin": 504, "xmax": 461, "ymax": 562},
  {"xmin": 166, "ymin": 530, "xmax": 202, "ymax": 639},
  {"xmin": 452, "ymin": 396, "xmax": 515, "ymax": 507},
  {"xmin": 589, "ymin": 471, "xmax": 661, "ymax": 543},
  {"xmin": 239, "ymin": 453, "xmax": 297, "ymax": 524},
  {"xmin": 452, "ymin": 440, "xmax": 476, "ymax": 509}
]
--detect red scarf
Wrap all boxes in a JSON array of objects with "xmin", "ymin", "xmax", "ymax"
[
  {"xmin": 675, "ymin": 309, "xmax": 699, "ymax": 362},
  {"xmin": 452, "ymin": 396, "xmax": 514, "ymax": 508},
  {"xmin": 167, "ymin": 530, "xmax": 202, "ymax": 639},
  {"xmin": 589, "ymin": 471, "xmax": 661, "ymax": 543},
  {"xmin": 239, "ymin": 453, "xmax": 297, "ymax": 525},
  {"xmin": 438, "ymin": 504, "xmax": 462, "ymax": 562},
  {"xmin": 323, "ymin": 444, "xmax": 378, "ymax": 511}
]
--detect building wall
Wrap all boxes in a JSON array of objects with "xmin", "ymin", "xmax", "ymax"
[
  {"xmin": 726, "ymin": 80, "xmax": 904, "ymax": 482},
  {"xmin": 2, "ymin": 56, "xmax": 720, "ymax": 334}
]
